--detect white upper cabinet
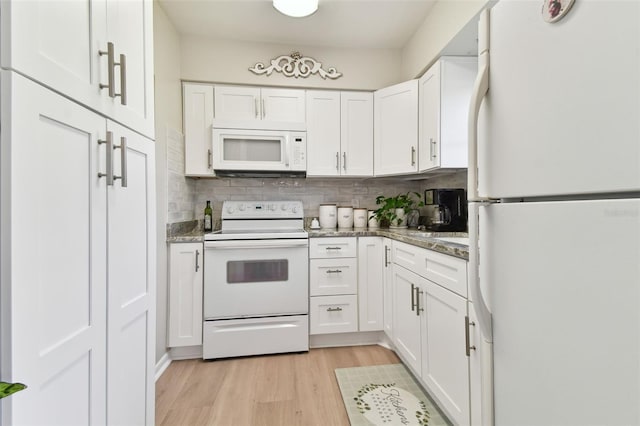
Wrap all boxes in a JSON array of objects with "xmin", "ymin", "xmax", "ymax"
[
  {"xmin": 306, "ymin": 90, "xmax": 341, "ymax": 176},
  {"xmin": 0, "ymin": 0, "xmax": 155, "ymax": 138},
  {"xmin": 306, "ymin": 90, "xmax": 374, "ymax": 177},
  {"xmin": 374, "ymin": 80, "xmax": 419, "ymax": 176},
  {"xmin": 419, "ymin": 57, "xmax": 477, "ymax": 172},
  {"xmin": 214, "ymin": 85, "xmax": 305, "ymax": 130},
  {"xmin": 341, "ymin": 92, "xmax": 374, "ymax": 176},
  {"xmin": 183, "ymin": 83, "xmax": 215, "ymax": 177}
]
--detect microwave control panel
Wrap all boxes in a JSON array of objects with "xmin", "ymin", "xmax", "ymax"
[{"xmin": 291, "ymin": 134, "xmax": 306, "ymax": 170}]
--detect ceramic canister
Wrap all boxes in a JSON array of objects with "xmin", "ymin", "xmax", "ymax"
[
  {"xmin": 319, "ymin": 204, "xmax": 337, "ymax": 228},
  {"xmin": 368, "ymin": 210, "xmax": 379, "ymax": 228},
  {"xmin": 353, "ymin": 208, "xmax": 368, "ymax": 228},
  {"xmin": 337, "ymin": 206, "xmax": 354, "ymax": 228}
]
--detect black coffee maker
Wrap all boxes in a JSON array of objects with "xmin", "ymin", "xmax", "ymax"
[{"xmin": 423, "ymin": 189, "xmax": 467, "ymax": 232}]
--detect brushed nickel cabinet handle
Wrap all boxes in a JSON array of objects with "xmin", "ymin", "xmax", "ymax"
[
  {"xmin": 416, "ymin": 289, "xmax": 423, "ymax": 316},
  {"xmin": 343, "ymin": 152, "xmax": 347, "ymax": 172},
  {"xmin": 465, "ymin": 316, "xmax": 477, "ymax": 356},
  {"xmin": 431, "ymin": 138, "xmax": 437, "ymax": 159},
  {"xmin": 384, "ymin": 246, "xmax": 390, "ymax": 267},
  {"xmin": 254, "ymin": 98, "xmax": 259, "ymax": 118},
  {"xmin": 411, "ymin": 146, "xmax": 416, "ymax": 166},
  {"xmin": 325, "ymin": 269, "xmax": 343, "ymax": 274},
  {"xmin": 208, "ymin": 149, "xmax": 213, "ymax": 169},
  {"xmin": 115, "ymin": 53, "xmax": 127, "ymax": 105},
  {"xmin": 98, "ymin": 131, "xmax": 114, "ymax": 186},
  {"xmin": 411, "ymin": 283, "xmax": 416, "ymax": 311},
  {"xmin": 261, "ymin": 98, "xmax": 265, "ymax": 119},
  {"xmin": 195, "ymin": 250, "xmax": 200, "ymax": 272},
  {"xmin": 99, "ymin": 42, "xmax": 115, "ymax": 98},
  {"xmin": 336, "ymin": 152, "xmax": 340, "ymax": 171},
  {"xmin": 326, "ymin": 307, "xmax": 343, "ymax": 312},
  {"xmin": 325, "ymin": 246, "xmax": 342, "ymax": 251},
  {"xmin": 113, "ymin": 136, "xmax": 127, "ymax": 187}
]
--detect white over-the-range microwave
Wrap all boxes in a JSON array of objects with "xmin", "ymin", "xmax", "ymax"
[{"xmin": 211, "ymin": 128, "xmax": 307, "ymax": 177}]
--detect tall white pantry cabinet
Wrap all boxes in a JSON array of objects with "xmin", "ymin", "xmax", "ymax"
[{"xmin": 0, "ymin": 1, "xmax": 156, "ymax": 425}]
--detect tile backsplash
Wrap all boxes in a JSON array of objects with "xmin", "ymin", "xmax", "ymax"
[{"xmin": 169, "ymin": 172, "xmax": 467, "ymax": 224}]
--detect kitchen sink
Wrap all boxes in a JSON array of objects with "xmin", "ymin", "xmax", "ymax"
[{"xmin": 433, "ymin": 237, "xmax": 469, "ymax": 245}]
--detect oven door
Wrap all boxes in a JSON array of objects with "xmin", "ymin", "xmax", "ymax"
[{"xmin": 204, "ymin": 238, "xmax": 309, "ymax": 319}]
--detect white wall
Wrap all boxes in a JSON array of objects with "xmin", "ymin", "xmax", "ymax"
[
  {"xmin": 401, "ymin": 0, "xmax": 489, "ymax": 80},
  {"xmin": 180, "ymin": 35, "xmax": 403, "ymax": 90},
  {"xmin": 153, "ymin": 0, "xmax": 184, "ymax": 364}
]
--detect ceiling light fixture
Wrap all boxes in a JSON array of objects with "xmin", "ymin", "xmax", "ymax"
[{"xmin": 273, "ymin": 0, "xmax": 318, "ymax": 18}]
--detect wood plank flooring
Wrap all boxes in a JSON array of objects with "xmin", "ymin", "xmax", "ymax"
[{"xmin": 156, "ymin": 345, "xmax": 400, "ymax": 426}]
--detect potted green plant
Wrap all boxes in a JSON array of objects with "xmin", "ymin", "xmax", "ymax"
[
  {"xmin": 0, "ymin": 381, "xmax": 26, "ymax": 399},
  {"xmin": 373, "ymin": 191, "xmax": 424, "ymax": 228}
]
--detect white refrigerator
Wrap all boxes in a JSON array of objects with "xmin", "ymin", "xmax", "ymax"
[{"xmin": 468, "ymin": 1, "xmax": 640, "ymax": 425}]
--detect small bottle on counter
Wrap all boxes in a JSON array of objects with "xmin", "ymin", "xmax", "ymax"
[{"xmin": 204, "ymin": 200, "xmax": 213, "ymax": 232}]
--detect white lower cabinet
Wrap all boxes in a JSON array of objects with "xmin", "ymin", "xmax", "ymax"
[
  {"xmin": 309, "ymin": 237, "xmax": 358, "ymax": 335},
  {"xmin": 168, "ymin": 243, "xmax": 204, "ymax": 347},
  {"xmin": 392, "ymin": 265, "xmax": 424, "ymax": 375},
  {"xmin": 309, "ymin": 237, "xmax": 385, "ymax": 336},
  {"xmin": 357, "ymin": 237, "xmax": 384, "ymax": 331},
  {"xmin": 421, "ymin": 279, "xmax": 469, "ymax": 426},
  {"xmin": 391, "ymin": 239, "xmax": 473, "ymax": 425},
  {"xmin": 383, "ymin": 239, "xmax": 394, "ymax": 339}
]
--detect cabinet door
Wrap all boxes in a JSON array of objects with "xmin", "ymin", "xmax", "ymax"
[
  {"xmin": 358, "ymin": 237, "xmax": 384, "ymax": 331},
  {"xmin": 468, "ymin": 303, "xmax": 484, "ymax": 426},
  {"xmin": 419, "ymin": 61, "xmax": 441, "ymax": 171},
  {"xmin": 168, "ymin": 243, "xmax": 204, "ymax": 347},
  {"xmin": 104, "ymin": 0, "xmax": 155, "ymax": 137},
  {"xmin": 392, "ymin": 266, "xmax": 423, "ymax": 376},
  {"xmin": 341, "ymin": 92, "xmax": 374, "ymax": 176},
  {"xmin": 306, "ymin": 90, "xmax": 341, "ymax": 176},
  {"xmin": 374, "ymin": 80, "xmax": 418, "ymax": 176},
  {"xmin": 421, "ymin": 280, "xmax": 469, "ymax": 426},
  {"xmin": 1, "ymin": 0, "xmax": 106, "ymax": 117},
  {"xmin": 383, "ymin": 240, "xmax": 394, "ymax": 339},
  {"xmin": 1, "ymin": 73, "xmax": 107, "ymax": 425},
  {"xmin": 214, "ymin": 85, "xmax": 261, "ymax": 122},
  {"xmin": 261, "ymin": 88, "xmax": 306, "ymax": 126},
  {"xmin": 183, "ymin": 83, "xmax": 215, "ymax": 177},
  {"xmin": 106, "ymin": 121, "xmax": 156, "ymax": 426},
  {"xmin": 439, "ymin": 57, "xmax": 476, "ymax": 168}
]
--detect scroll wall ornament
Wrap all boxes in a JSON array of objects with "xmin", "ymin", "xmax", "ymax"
[{"xmin": 249, "ymin": 52, "xmax": 342, "ymax": 80}]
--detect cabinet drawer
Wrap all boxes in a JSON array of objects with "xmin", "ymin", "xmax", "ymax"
[
  {"xmin": 393, "ymin": 240, "xmax": 468, "ymax": 297},
  {"xmin": 424, "ymin": 250, "xmax": 467, "ymax": 298},
  {"xmin": 310, "ymin": 258, "xmax": 358, "ymax": 296},
  {"xmin": 309, "ymin": 295, "xmax": 358, "ymax": 335},
  {"xmin": 309, "ymin": 237, "xmax": 357, "ymax": 258}
]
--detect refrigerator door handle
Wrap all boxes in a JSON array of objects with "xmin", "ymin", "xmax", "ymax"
[{"xmin": 468, "ymin": 9, "xmax": 492, "ymax": 204}]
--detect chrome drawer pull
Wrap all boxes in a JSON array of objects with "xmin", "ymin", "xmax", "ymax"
[
  {"xmin": 326, "ymin": 269, "xmax": 342, "ymax": 274},
  {"xmin": 326, "ymin": 307, "xmax": 343, "ymax": 312},
  {"xmin": 325, "ymin": 246, "xmax": 342, "ymax": 250}
]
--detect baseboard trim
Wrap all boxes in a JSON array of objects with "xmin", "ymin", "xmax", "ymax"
[
  {"xmin": 310, "ymin": 331, "xmax": 385, "ymax": 348},
  {"xmin": 169, "ymin": 345, "xmax": 203, "ymax": 360},
  {"xmin": 155, "ymin": 352, "xmax": 172, "ymax": 382}
]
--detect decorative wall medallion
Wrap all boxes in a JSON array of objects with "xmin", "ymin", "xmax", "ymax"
[
  {"xmin": 249, "ymin": 52, "xmax": 342, "ymax": 79},
  {"xmin": 542, "ymin": 0, "xmax": 576, "ymax": 23}
]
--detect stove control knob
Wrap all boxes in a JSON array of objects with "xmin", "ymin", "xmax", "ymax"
[
  {"xmin": 238, "ymin": 204, "xmax": 246, "ymax": 211},
  {"xmin": 226, "ymin": 205, "xmax": 235, "ymax": 214},
  {"xmin": 281, "ymin": 204, "xmax": 288, "ymax": 211},
  {"xmin": 292, "ymin": 206, "xmax": 299, "ymax": 214}
]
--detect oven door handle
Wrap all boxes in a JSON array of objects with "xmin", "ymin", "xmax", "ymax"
[{"xmin": 205, "ymin": 239, "xmax": 309, "ymax": 249}]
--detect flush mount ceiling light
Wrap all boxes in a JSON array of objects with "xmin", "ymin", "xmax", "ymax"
[{"xmin": 273, "ymin": 0, "xmax": 318, "ymax": 18}]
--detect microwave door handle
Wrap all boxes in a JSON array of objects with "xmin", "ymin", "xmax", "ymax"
[{"xmin": 284, "ymin": 137, "xmax": 290, "ymax": 167}]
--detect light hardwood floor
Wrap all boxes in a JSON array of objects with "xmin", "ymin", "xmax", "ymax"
[{"xmin": 156, "ymin": 345, "xmax": 400, "ymax": 426}]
